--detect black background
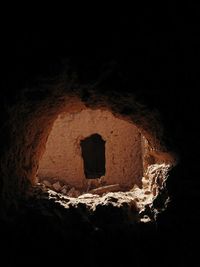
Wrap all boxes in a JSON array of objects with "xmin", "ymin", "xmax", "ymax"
[{"xmin": 1, "ymin": 4, "xmax": 200, "ymax": 266}]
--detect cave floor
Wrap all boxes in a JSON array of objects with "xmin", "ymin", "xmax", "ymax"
[{"xmin": 1, "ymin": 182, "xmax": 198, "ymax": 267}]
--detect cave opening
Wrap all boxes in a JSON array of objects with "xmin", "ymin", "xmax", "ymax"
[
  {"xmin": 80, "ymin": 133, "xmax": 106, "ymax": 179},
  {"xmin": 1, "ymin": 89, "xmax": 177, "ymax": 223}
]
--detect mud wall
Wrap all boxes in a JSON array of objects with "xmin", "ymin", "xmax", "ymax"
[{"xmin": 38, "ymin": 109, "xmax": 143, "ymax": 191}]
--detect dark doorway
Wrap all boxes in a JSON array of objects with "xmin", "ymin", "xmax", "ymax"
[{"xmin": 81, "ymin": 134, "xmax": 106, "ymax": 179}]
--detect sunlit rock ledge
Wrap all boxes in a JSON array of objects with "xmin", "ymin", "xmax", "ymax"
[{"xmin": 28, "ymin": 163, "xmax": 171, "ymax": 223}]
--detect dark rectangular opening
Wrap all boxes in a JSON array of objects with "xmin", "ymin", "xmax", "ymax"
[{"xmin": 81, "ymin": 133, "xmax": 106, "ymax": 179}]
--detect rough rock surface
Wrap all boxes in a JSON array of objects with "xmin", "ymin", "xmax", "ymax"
[
  {"xmin": 34, "ymin": 163, "xmax": 171, "ymax": 222},
  {"xmin": 0, "ymin": 85, "xmax": 176, "ymax": 205}
]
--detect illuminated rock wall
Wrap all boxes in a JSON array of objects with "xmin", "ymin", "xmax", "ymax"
[{"xmin": 38, "ymin": 109, "xmax": 143, "ymax": 191}]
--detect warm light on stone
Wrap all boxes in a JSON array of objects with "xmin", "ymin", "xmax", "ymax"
[
  {"xmin": 38, "ymin": 109, "xmax": 143, "ymax": 193},
  {"xmin": 0, "ymin": 85, "xmax": 176, "ymax": 222}
]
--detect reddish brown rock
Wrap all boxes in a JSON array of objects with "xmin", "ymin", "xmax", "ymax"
[
  {"xmin": 38, "ymin": 109, "xmax": 143, "ymax": 192},
  {"xmin": 52, "ymin": 181, "xmax": 62, "ymax": 192}
]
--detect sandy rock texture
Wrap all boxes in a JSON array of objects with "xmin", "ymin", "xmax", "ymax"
[{"xmin": 38, "ymin": 109, "xmax": 143, "ymax": 191}]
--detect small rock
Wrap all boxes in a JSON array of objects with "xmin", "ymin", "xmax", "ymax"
[
  {"xmin": 78, "ymin": 193, "xmax": 98, "ymax": 199},
  {"xmin": 90, "ymin": 184, "xmax": 120, "ymax": 195},
  {"xmin": 62, "ymin": 184, "xmax": 70, "ymax": 191},
  {"xmin": 67, "ymin": 187, "xmax": 75, "ymax": 197},
  {"xmin": 61, "ymin": 188, "xmax": 67, "ymax": 194},
  {"xmin": 43, "ymin": 180, "xmax": 52, "ymax": 188},
  {"xmin": 52, "ymin": 181, "xmax": 62, "ymax": 192},
  {"xmin": 73, "ymin": 190, "xmax": 80, "ymax": 197},
  {"xmin": 67, "ymin": 187, "xmax": 80, "ymax": 197}
]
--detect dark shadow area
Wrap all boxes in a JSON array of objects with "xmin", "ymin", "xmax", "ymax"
[
  {"xmin": 1, "ymin": 5, "xmax": 200, "ymax": 267},
  {"xmin": 81, "ymin": 134, "xmax": 105, "ymax": 179}
]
